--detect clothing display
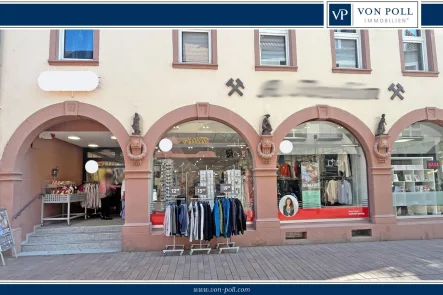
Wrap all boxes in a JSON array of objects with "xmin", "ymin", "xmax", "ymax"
[
  {"xmin": 164, "ymin": 201, "xmax": 189, "ymax": 237},
  {"xmin": 79, "ymin": 182, "xmax": 101, "ymax": 209},
  {"xmin": 160, "ymin": 159, "xmax": 176, "ymax": 202},
  {"xmin": 163, "ymin": 198, "xmax": 247, "ymax": 242},
  {"xmin": 337, "ymin": 153, "xmax": 351, "ymax": 178},
  {"xmin": 325, "ymin": 180, "xmax": 339, "ymax": 204},
  {"xmin": 279, "ymin": 163, "xmax": 291, "ymax": 178},
  {"xmin": 338, "ymin": 180, "xmax": 353, "ymax": 204}
]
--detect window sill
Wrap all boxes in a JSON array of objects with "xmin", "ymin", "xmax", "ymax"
[
  {"xmin": 255, "ymin": 65, "xmax": 298, "ymax": 72},
  {"xmin": 332, "ymin": 68, "xmax": 372, "ymax": 74},
  {"xmin": 48, "ymin": 60, "xmax": 99, "ymax": 66},
  {"xmin": 172, "ymin": 63, "xmax": 218, "ymax": 70},
  {"xmin": 402, "ymin": 70, "xmax": 439, "ymax": 77}
]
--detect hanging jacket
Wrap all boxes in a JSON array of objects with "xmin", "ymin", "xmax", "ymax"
[
  {"xmin": 189, "ymin": 204, "xmax": 194, "ymax": 242},
  {"xmin": 219, "ymin": 200, "xmax": 224, "ymax": 236},
  {"xmin": 179, "ymin": 204, "xmax": 187, "ymax": 235},
  {"xmin": 194, "ymin": 202, "xmax": 199, "ymax": 240},
  {"xmin": 171, "ymin": 205, "xmax": 176, "ymax": 235},
  {"xmin": 223, "ymin": 199, "xmax": 231, "ymax": 238},
  {"xmin": 163, "ymin": 205, "xmax": 171, "ymax": 237},
  {"xmin": 199, "ymin": 202, "xmax": 204, "ymax": 241},
  {"xmin": 235, "ymin": 199, "xmax": 247, "ymax": 235},
  {"xmin": 214, "ymin": 200, "xmax": 220, "ymax": 237}
]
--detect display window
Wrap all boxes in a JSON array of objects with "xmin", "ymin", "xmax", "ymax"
[
  {"xmin": 277, "ymin": 121, "xmax": 369, "ymax": 221},
  {"xmin": 392, "ymin": 122, "xmax": 443, "ymax": 218},
  {"xmin": 150, "ymin": 120, "xmax": 254, "ymax": 226}
]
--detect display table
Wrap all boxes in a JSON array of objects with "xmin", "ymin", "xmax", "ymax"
[{"xmin": 41, "ymin": 193, "xmax": 87, "ymax": 226}]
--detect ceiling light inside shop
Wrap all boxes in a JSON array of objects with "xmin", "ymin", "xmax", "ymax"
[
  {"xmin": 68, "ymin": 136, "xmax": 81, "ymax": 140},
  {"xmin": 111, "ymin": 136, "xmax": 117, "ymax": 140},
  {"xmin": 88, "ymin": 144, "xmax": 99, "ymax": 148},
  {"xmin": 395, "ymin": 139, "xmax": 414, "ymax": 143}
]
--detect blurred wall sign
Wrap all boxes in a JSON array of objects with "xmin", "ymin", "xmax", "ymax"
[
  {"xmin": 257, "ymin": 80, "xmax": 379, "ymax": 100},
  {"xmin": 170, "ymin": 187, "xmax": 181, "ymax": 196},
  {"xmin": 195, "ymin": 186, "xmax": 207, "ymax": 195},
  {"xmin": 38, "ymin": 71, "xmax": 99, "ymax": 92},
  {"xmin": 220, "ymin": 184, "xmax": 232, "ymax": 193}
]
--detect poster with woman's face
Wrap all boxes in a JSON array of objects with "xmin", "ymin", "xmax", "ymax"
[
  {"xmin": 279, "ymin": 195, "xmax": 299, "ymax": 217},
  {"xmin": 0, "ymin": 209, "xmax": 11, "ymax": 236},
  {"xmin": 301, "ymin": 161, "xmax": 320, "ymax": 189}
]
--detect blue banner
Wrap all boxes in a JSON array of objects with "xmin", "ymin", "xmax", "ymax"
[
  {"xmin": 422, "ymin": 3, "xmax": 443, "ymax": 27},
  {"xmin": 0, "ymin": 3, "xmax": 324, "ymax": 27}
]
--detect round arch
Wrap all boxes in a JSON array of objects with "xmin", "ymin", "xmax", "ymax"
[
  {"xmin": 1, "ymin": 101, "xmax": 130, "ymax": 172},
  {"xmin": 387, "ymin": 107, "xmax": 443, "ymax": 147},
  {"xmin": 272, "ymin": 105, "xmax": 376, "ymax": 167},
  {"xmin": 143, "ymin": 103, "xmax": 261, "ymax": 168}
]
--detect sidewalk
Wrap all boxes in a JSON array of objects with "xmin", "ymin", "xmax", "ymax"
[{"xmin": 2, "ymin": 239, "xmax": 443, "ymax": 281}]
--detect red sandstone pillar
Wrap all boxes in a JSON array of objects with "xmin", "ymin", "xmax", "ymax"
[{"xmin": 370, "ymin": 134, "xmax": 396, "ymax": 224}]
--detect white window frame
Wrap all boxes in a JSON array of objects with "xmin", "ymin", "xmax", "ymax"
[
  {"xmin": 334, "ymin": 30, "xmax": 363, "ymax": 69},
  {"xmin": 58, "ymin": 29, "xmax": 94, "ymax": 61},
  {"xmin": 259, "ymin": 29, "xmax": 290, "ymax": 66},
  {"xmin": 178, "ymin": 29, "xmax": 212, "ymax": 64},
  {"xmin": 402, "ymin": 30, "xmax": 428, "ymax": 71}
]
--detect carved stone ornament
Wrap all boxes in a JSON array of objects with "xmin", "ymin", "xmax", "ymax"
[
  {"xmin": 374, "ymin": 134, "xmax": 391, "ymax": 163},
  {"xmin": 127, "ymin": 136, "xmax": 147, "ymax": 166},
  {"xmin": 257, "ymin": 135, "xmax": 276, "ymax": 164}
]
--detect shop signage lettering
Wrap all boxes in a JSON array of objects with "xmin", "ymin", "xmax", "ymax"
[
  {"xmin": 427, "ymin": 161, "xmax": 440, "ymax": 169},
  {"xmin": 325, "ymin": 159, "xmax": 342, "ymax": 167},
  {"xmin": 257, "ymin": 80, "xmax": 379, "ymax": 100},
  {"xmin": 180, "ymin": 137, "xmax": 210, "ymax": 145}
]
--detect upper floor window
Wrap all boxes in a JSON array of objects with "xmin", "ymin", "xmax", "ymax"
[
  {"xmin": 172, "ymin": 29, "xmax": 218, "ymax": 70},
  {"xmin": 59, "ymin": 30, "xmax": 94, "ymax": 60},
  {"xmin": 254, "ymin": 29, "xmax": 298, "ymax": 72},
  {"xmin": 398, "ymin": 30, "xmax": 438, "ymax": 77},
  {"xmin": 402, "ymin": 30, "xmax": 427, "ymax": 71},
  {"xmin": 259, "ymin": 30, "xmax": 289, "ymax": 66},
  {"xmin": 330, "ymin": 30, "xmax": 371, "ymax": 74},
  {"xmin": 48, "ymin": 29, "xmax": 100, "ymax": 66},
  {"xmin": 334, "ymin": 30, "xmax": 362, "ymax": 68}
]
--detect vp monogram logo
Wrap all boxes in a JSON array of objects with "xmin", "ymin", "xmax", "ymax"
[{"xmin": 332, "ymin": 9, "xmax": 349, "ymax": 20}]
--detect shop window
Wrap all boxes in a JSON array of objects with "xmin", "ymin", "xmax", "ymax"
[
  {"xmin": 277, "ymin": 121, "xmax": 369, "ymax": 222},
  {"xmin": 49, "ymin": 29, "xmax": 100, "ymax": 66},
  {"xmin": 392, "ymin": 122, "xmax": 443, "ymax": 218},
  {"xmin": 150, "ymin": 120, "xmax": 254, "ymax": 226},
  {"xmin": 330, "ymin": 30, "xmax": 371, "ymax": 74},
  {"xmin": 254, "ymin": 29, "xmax": 298, "ymax": 71},
  {"xmin": 398, "ymin": 30, "xmax": 438, "ymax": 77},
  {"xmin": 172, "ymin": 30, "xmax": 218, "ymax": 69}
]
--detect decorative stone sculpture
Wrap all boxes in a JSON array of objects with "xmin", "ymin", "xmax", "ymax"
[
  {"xmin": 257, "ymin": 135, "xmax": 275, "ymax": 164},
  {"xmin": 374, "ymin": 135, "xmax": 391, "ymax": 163},
  {"xmin": 132, "ymin": 113, "xmax": 142, "ymax": 136},
  {"xmin": 262, "ymin": 114, "xmax": 273, "ymax": 135},
  {"xmin": 127, "ymin": 136, "xmax": 147, "ymax": 166},
  {"xmin": 376, "ymin": 114, "xmax": 387, "ymax": 136}
]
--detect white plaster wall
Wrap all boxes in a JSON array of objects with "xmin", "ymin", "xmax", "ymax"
[{"xmin": 1, "ymin": 29, "xmax": 443, "ymax": 158}]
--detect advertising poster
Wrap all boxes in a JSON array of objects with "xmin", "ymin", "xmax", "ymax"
[
  {"xmin": 0, "ymin": 208, "xmax": 14, "ymax": 252},
  {"xmin": 301, "ymin": 160, "xmax": 321, "ymax": 208}
]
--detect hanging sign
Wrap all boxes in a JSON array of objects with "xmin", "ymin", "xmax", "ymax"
[
  {"xmin": 195, "ymin": 186, "xmax": 207, "ymax": 195},
  {"xmin": 180, "ymin": 137, "xmax": 210, "ymax": 145},
  {"xmin": 427, "ymin": 161, "xmax": 440, "ymax": 169},
  {"xmin": 220, "ymin": 184, "xmax": 232, "ymax": 193},
  {"xmin": 170, "ymin": 187, "xmax": 181, "ymax": 196},
  {"xmin": 0, "ymin": 208, "xmax": 15, "ymax": 252}
]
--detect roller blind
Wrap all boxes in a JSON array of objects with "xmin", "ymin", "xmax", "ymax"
[
  {"xmin": 182, "ymin": 31, "xmax": 210, "ymax": 63},
  {"xmin": 260, "ymin": 34, "xmax": 287, "ymax": 66}
]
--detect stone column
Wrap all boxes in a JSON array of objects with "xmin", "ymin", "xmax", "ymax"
[
  {"xmin": 370, "ymin": 134, "xmax": 396, "ymax": 224},
  {"xmin": 122, "ymin": 136, "xmax": 152, "ymax": 251},
  {"xmin": 253, "ymin": 135, "xmax": 281, "ymax": 246}
]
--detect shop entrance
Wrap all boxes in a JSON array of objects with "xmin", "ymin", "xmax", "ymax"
[{"xmin": 18, "ymin": 119, "xmax": 125, "ymax": 255}]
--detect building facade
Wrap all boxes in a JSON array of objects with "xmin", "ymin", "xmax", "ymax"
[{"xmin": 1, "ymin": 29, "xmax": 443, "ymax": 252}]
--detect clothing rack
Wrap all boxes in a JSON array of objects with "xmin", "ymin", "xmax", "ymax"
[
  {"xmin": 163, "ymin": 197, "xmax": 186, "ymax": 256},
  {"xmin": 190, "ymin": 197, "xmax": 211, "ymax": 255},
  {"xmin": 215, "ymin": 195, "xmax": 240, "ymax": 254}
]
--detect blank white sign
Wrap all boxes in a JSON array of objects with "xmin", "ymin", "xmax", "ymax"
[{"xmin": 38, "ymin": 71, "xmax": 99, "ymax": 92}]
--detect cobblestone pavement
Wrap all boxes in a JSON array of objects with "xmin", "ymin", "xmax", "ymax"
[{"xmin": 2, "ymin": 240, "xmax": 443, "ymax": 281}]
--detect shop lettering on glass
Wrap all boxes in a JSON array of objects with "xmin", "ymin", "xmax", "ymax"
[
  {"xmin": 257, "ymin": 80, "xmax": 380, "ymax": 99},
  {"xmin": 325, "ymin": 158, "xmax": 343, "ymax": 167},
  {"xmin": 180, "ymin": 137, "xmax": 210, "ymax": 144}
]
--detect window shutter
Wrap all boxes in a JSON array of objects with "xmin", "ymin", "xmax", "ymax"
[{"xmin": 182, "ymin": 32, "xmax": 210, "ymax": 63}]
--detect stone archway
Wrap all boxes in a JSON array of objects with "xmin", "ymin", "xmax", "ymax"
[
  {"xmin": 0, "ymin": 101, "xmax": 129, "ymax": 247},
  {"xmin": 388, "ymin": 107, "xmax": 443, "ymax": 147}
]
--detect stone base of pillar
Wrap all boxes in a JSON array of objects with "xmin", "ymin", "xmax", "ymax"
[
  {"xmin": 371, "ymin": 214, "xmax": 397, "ymax": 224},
  {"xmin": 122, "ymin": 222, "xmax": 152, "ymax": 251},
  {"xmin": 250, "ymin": 218, "xmax": 281, "ymax": 246}
]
